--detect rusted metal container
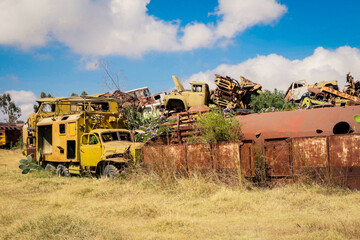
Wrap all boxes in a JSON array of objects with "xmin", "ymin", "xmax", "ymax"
[
  {"xmin": 239, "ymin": 140, "xmax": 255, "ymax": 177},
  {"xmin": 329, "ymin": 134, "xmax": 360, "ymax": 188},
  {"xmin": 163, "ymin": 144, "xmax": 187, "ymax": 170},
  {"xmin": 142, "ymin": 134, "xmax": 360, "ymax": 189},
  {"xmin": 264, "ymin": 138, "xmax": 292, "ymax": 177},
  {"xmin": 236, "ymin": 105, "xmax": 360, "ymax": 140},
  {"xmin": 142, "ymin": 145, "xmax": 163, "ymax": 170},
  {"xmin": 292, "ymin": 136, "xmax": 329, "ymax": 182},
  {"xmin": 186, "ymin": 143, "xmax": 212, "ymax": 170},
  {"xmin": 213, "ymin": 142, "xmax": 240, "ymax": 170}
]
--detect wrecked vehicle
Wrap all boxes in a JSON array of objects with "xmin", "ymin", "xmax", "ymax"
[
  {"xmin": 284, "ymin": 80, "xmax": 339, "ymax": 103},
  {"xmin": 285, "ymin": 78, "xmax": 360, "ymax": 107},
  {"xmin": 35, "ymin": 113, "xmax": 142, "ymax": 178},
  {"xmin": 125, "ymin": 87, "xmax": 155, "ymax": 107},
  {"xmin": 164, "ymin": 76, "xmax": 210, "ymax": 112},
  {"xmin": 0, "ymin": 123, "xmax": 23, "ymax": 148},
  {"xmin": 211, "ymin": 74, "xmax": 262, "ymax": 109},
  {"xmin": 23, "ymin": 96, "xmax": 132, "ymax": 171},
  {"xmin": 343, "ymin": 72, "xmax": 360, "ymax": 97},
  {"xmin": 144, "ymin": 91, "xmax": 167, "ymax": 113}
]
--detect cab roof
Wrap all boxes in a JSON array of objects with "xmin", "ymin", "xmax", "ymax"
[
  {"xmin": 36, "ymin": 96, "xmax": 120, "ymax": 103},
  {"xmin": 190, "ymin": 82, "xmax": 208, "ymax": 85},
  {"xmin": 89, "ymin": 128, "xmax": 131, "ymax": 134}
]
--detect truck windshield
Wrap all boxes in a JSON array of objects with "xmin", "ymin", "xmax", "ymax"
[
  {"xmin": 101, "ymin": 132, "xmax": 119, "ymax": 142},
  {"xmin": 118, "ymin": 132, "xmax": 131, "ymax": 141},
  {"xmin": 101, "ymin": 132, "xmax": 131, "ymax": 142}
]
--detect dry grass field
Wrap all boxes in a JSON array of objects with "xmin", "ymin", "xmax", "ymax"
[{"xmin": 1, "ymin": 149, "xmax": 360, "ymax": 240}]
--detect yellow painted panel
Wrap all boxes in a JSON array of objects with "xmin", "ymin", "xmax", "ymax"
[
  {"xmin": 80, "ymin": 144, "xmax": 102, "ymax": 166},
  {"xmin": 69, "ymin": 122, "xmax": 76, "ymax": 136}
]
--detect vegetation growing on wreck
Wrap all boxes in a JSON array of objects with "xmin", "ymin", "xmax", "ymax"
[{"xmin": 251, "ymin": 89, "xmax": 299, "ymax": 113}]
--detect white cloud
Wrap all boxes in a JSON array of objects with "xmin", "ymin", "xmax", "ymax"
[
  {"xmin": 80, "ymin": 57, "xmax": 99, "ymax": 71},
  {"xmin": 1, "ymin": 90, "xmax": 37, "ymax": 122},
  {"xmin": 184, "ymin": 46, "xmax": 360, "ymax": 91},
  {"xmin": 0, "ymin": 0, "xmax": 287, "ymax": 57}
]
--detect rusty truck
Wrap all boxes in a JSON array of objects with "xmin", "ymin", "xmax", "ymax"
[
  {"xmin": 164, "ymin": 76, "xmax": 210, "ymax": 112},
  {"xmin": 164, "ymin": 74, "xmax": 261, "ymax": 113},
  {"xmin": 23, "ymin": 96, "xmax": 142, "ymax": 178}
]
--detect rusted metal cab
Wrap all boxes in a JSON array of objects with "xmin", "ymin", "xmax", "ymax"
[{"xmin": 164, "ymin": 76, "xmax": 210, "ymax": 112}]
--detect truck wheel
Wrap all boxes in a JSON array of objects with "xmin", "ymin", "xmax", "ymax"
[
  {"xmin": 45, "ymin": 163, "xmax": 56, "ymax": 173},
  {"xmin": 56, "ymin": 164, "xmax": 70, "ymax": 177},
  {"xmin": 103, "ymin": 165, "xmax": 119, "ymax": 179}
]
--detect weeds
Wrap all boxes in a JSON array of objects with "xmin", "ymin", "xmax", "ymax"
[
  {"xmin": 1, "ymin": 149, "xmax": 360, "ymax": 240},
  {"xmin": 190, "ymin": 109, "xmax": 242, "ymax": 144}
]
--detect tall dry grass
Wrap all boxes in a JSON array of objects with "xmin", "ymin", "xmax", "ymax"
[{"xmin": 0, "ymin": 149, "xmax": 360, "ymax": 240}]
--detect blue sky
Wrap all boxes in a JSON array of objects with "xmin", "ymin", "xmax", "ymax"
[{"xmin": 0, "ymin": 0, "xmax": 360, "ymax": 120}]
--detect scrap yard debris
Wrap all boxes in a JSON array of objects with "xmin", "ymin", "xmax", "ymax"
[{"xmin": 4, "ymin": 70, "xmax": 360, "ymax": 189}]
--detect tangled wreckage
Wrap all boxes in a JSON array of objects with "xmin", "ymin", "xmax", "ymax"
[{"xmin": 14, "ymin": 72, "xmax": 360, "ymax": 189}]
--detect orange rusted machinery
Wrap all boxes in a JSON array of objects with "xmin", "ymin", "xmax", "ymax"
[{"xmin": 211, "ymin": 74, "xmax": 262, "ymax": 109}]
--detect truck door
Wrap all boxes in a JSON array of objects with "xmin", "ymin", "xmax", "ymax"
[{"xmin": 80, "ymin": 134, "xmax": 102, "ymax": 167}]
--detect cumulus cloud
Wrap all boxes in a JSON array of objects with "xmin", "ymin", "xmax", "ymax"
[
  {"xmin": 0, "ymin": 0, "xmax": 287, "ymax": 57},
  {"xmin": 184, "ymin": 46, "xmax": 360, "ymax": 91},
  {"xmin": 1, "ymin": 90, "xmax": 37, "ymax": 122}
]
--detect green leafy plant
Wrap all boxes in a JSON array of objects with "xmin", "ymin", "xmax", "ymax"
[
  {"xmin": 251, "ymin": 89, "xmax": 297, "ymax": 113},
  {"xmin": 125, "ymin": 108, "xmax": 146, "ymax": 130},
  {"xmin": 19, "ymin": 155, "xmax": 42, "ymax": 174},
  {"xmin": 191, "ymin": 109, "xmax": 242, "ymax": 144}
]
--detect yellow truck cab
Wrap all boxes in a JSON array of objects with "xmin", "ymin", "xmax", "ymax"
[
  {"xmin": 164, "ymin": 76, "xmax": 210, "ymax": 112},
  {"xmin": 80, "ymin": 129, "xmax": 142, "ymax": 178},
  {"xmin": 36, "ymin": 114, "xmax": 142, "ymax": 178}
]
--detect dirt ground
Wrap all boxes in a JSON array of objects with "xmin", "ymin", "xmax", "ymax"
[{"xmin": 1, "ymin": 149, "xmax": 360, "ymax": 240}]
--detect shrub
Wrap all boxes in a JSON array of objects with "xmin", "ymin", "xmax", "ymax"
[
  {"xmin": 191, "ymin": 109, "xmax": 242, "ymax": 144},
  {"xmin": 251, "ymin": 89, "xmax": 297, "ymax": 113}
]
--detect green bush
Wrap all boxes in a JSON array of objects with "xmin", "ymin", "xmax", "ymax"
[
  {"xmin": 191, "ymin": 109, "xmax": 242, "ymax": 144},
  {"xmin": 251, "ymin": 89, "xmax": 297, "ymax": 113}
]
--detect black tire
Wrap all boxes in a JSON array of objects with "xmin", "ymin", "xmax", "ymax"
[
  {"xmin": 103, "ymin": 164, "xmax": 119, "ymax": 179},
  {"xmin": 56, "ymin": 164, "xmax": 70, "ymax": 177},
  {"xmin": 45, "ymin": 163, "xmax": 56, "ymax": 173}
]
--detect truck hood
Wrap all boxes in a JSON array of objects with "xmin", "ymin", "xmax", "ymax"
[{"xmin": 102, "ymin": 141, "xmax": 142, "ymax": 159}]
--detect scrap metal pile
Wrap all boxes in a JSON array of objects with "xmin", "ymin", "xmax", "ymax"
[
  {"xmin": 211, "ymin": 74, "xmax": 262, "ymax": 109},
  {"xmin": 285, "ymin": 73, "xmax": 360, "ymax": 107}
]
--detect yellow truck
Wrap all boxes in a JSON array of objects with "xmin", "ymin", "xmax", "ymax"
[
  {"xmin": 35, "ymin": 113, "xmax": 142, "ymax": 178},
  {"xmin": 24, "ymin": 96, "xmax": 126, "ymax": 157},
  {"xmin": 24, "ymin": 96, "xmax": 142, "ymax": 177},
  {"xmin": 164, "ymin": 76, "xmax": 210, "ymax": 112}
]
